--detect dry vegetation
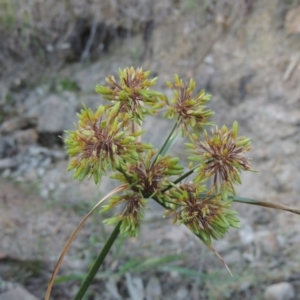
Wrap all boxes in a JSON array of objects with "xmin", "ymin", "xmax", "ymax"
[
  {"xmin": 0, "ymin": 0, "xmax": 156, "ymax": 77},
  {"xmin": 0, "ymin": 0, "xmax": 264, "ymax": 77}
]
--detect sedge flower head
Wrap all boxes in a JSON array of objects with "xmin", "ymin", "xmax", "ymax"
[
  {"xmin": 112, "ymin": 149, "xmax": 183, "ymax": 199},
  {"xmin": 65, "ymin": 104, "xmax": 145, "ymax": 184},
  {"xmin": 101, "ymin": 192, "xmax": 147, "ymax": 237},
  {"xmin": 164, "ymin": 74, "xmax": 214, "ymax": 138},
  {"xmin": 167, "ymin": 182, "xmax": 240, "ymax": 245},
  {"xmin": 95, "ymin": 67, "xmax": 164, "ymax": 124},
  {"xmin": 187, "ymin": 121, "xmax": 252, "ymax": 199}
]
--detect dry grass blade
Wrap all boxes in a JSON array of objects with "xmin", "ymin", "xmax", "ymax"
[
  {"xmin": 44, "ymin": 184, "xmax": 127, "ymax": 300},
  {"xmin": 206, "ymin": 244, "xmax": 232, "ymax": 277},
  {"xmin": 232, "ymin": 196, "xmax": 300, "ymax": 215}
]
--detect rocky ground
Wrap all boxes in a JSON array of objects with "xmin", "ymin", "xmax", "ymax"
[{"xmin": 1, "ymin": 1, "xmax": 300, "ymax": 299}]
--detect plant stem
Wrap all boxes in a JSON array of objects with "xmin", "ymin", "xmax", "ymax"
[
  {"xmin": 117, "ymin": 166, "xmax": 132, "ymax": 184},
  {"xmin": 231, "ymin": 196, "xmax": 300, "ymax": 215},
  {"xmin": 151, "ymin": 120, "xmax": 179, "ymax": 167},
  {"xmin": 161, "ymin": 164, "xmax": 200, "ymax": 194},
  {"xmin": 74, "ymin": 222, "xmax": 122, "ymax": 300}
]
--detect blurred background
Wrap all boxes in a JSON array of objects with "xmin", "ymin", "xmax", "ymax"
[{"xmin": 0, "ymin": 0, "xmax": 300, "ymax": 299}]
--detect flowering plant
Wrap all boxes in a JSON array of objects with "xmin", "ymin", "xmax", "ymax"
[{"xmin": 45, "ymin": 67, "xmax": 300, "ymax": 300}]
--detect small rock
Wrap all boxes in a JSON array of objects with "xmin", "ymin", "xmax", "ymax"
[
  {"xmin": 0, "ymin": 82, "xmax": 8, "ymax": 105},
  {"xmin": 0, "ymin": 286, "xmax": 39, "ymax": 300},
  {"xmin": 22, "ymin": 169, "xmax": 38, "ymax": 181},
  {"xmin": 105, "ymin": 278, "xmax": 122, "ymax": 300},
  {"xmin": 40, "ymin": 188, "xmax": 49, "ymax": 199},
  {"xmin": 194, "ymin": 65, "xmax": 214, "ymax": 90},
  {"xmin": 251, "ymin": 208, "xmax": 272, "ymax": 225},
  {"xmin": 0, "ymin": 136, "xmax": 16, "ymax": 159},
  {"xmin": 164, "ymin": 225, "xmax": 188, "ymax": 243},
  {"xmin": 285, "ymin": 6, "xmax": 300, "ymax": 34},
  {"xmin": 281, "ymin": 140, "xmax": 297, "ymax": 156},
  {"xmin": 14, "ymin": 129, "xmax": 38, "ymax": 145},
  {"xmin": 37, "ymin": 95, "xmax": 76, "ymax": 133},
  {"xmin": 254, "ymin": 231, "xmax": 279, "ymax": 255},
  {"xmin": 294, "ymin": 175, "xmax": 300, "ymax": 194},
  {"xmin": 175, "ymin": 286, "xmax": 189, "ymax": 300},
  {"xmin": 239, "ymin": 223, "xmax": 254, "ymax": 245},
  {"xmin": 214, "ymin": 239, "xmax": 232, "ymax": 253},
  {"xmin": 264, "ymin": 282, "xmax": 295, "ymax": 300},
  {"xmin": 145, "ymin": 276, "xmax": 162, "ymax": 300},
  {"xmin": 223, "ymin": 250, "xmax": 243, "ymax": 265},
  {"xmin": 125, "ymin": 273, "xmax": 144, "ymax": 300},
  {"xmin": 0, "ymin": 280, "xmax": 14, "ymax": 294},
  {"xmin": 0, "ymin": 117, "xmax": 36, "ymax": 134},
  {"xmin": 204, "ymin": 55, "xmax": 214, "ymax": 65},
  {"xmin": 0, "ymin": 158, "xmax": 17, "ymax": 169},
  {"xmin": 22, "ymin": 85, "xmax": 48, "ymax": 113},
  {"xmin": 268, "ymin": 82, "xmax": 284, "ymax": 101},
  {"xmin": 264, "ymin": 104, "xmax": 300, "ymax": 125}
]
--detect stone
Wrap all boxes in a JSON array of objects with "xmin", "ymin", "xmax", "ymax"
[
  {"xmin": 164, "ymin": 225, "xmax": 188, "ymax": 243},
  {"xmin": 0, "ymin": 82, "xmax": 8, "ymax": 106},
  {"xmin": 254, "ymin": 231, "xmax": 279, "ymax": 255},
  {"xmin": 0, "ymin": 158, "xmax": 17, "ymax": 169},
  {"xmin": 214, "ymin": 239, "xmax": 232, "ymax": 253},
  {"xmin": 0, "ymin": 286, "xmax": 39, "ymax": 300},
  {"xmin": 0, "ymin": 117, "xmax": 36, "ymax": 134},
  {"xmin": 223, "ymin": 250, "xmax": 243, "ymax": 265},
  {"xmin": 125, "ymin": 274, "xmax": 144, "ymax": 300},
  {"xmin": 37, "ymin": 95, "xmax": 76, "ymax": 133},
  {"xmin": 264, "ymin": 282, "xmax": 295, "ymax": 300},
  {"xmin": 22, "ymin": 85, "xmax": 49, "ymax": 114},
  {"xmin": 204, "ymin": 55, "xmax": 214, "ymax": 65},
  {"xmin": 295, "ymin": 175, "xmax": 300, "ymax": 194},
  {"xmin": 105, "ymin": 278, "xmax": 122, "ymax": 300},
  {"xmin": 145, "ymin": 276, "xmax": 162, "ymax": 300},
  {"xmin": 0, "ymin": 136, "xmax": 16, "ymax": 159},
  {"xmin": 285, "ymin": 6, "xmax": 300, "ymax": 34},
  {"xmin": 264, "ymin": 104, "xmax": 300, "ymax": 125},
  {"xmin": 239, "ymin": 223, "xmax": 254, "ymax": 245},
  {"xmin": 175, "ymin": 286, "xmax": 189, "ymax": 300},
  {"xmin": 281, "ymin": 140, "xmax": 297, "ymax": 156},
  {"xmin": 0, "ymin": 280, "xmax": 14, "ymax": 294},
  {"xmin": 193, "ymin": 64, "xmax": 215, "ymax": 91},
  {"xmin": 211, "ymin": 70, "xmax": 256, "ymax": 105},
  {"xmin": 14, "ymin": 129, "xmax": 38, "ymax": 145}
]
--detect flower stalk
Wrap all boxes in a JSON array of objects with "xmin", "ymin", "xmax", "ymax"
[
  {"xmin": 46, "ymin": 67, "xmax": 300, "ymax": 299},
  {"xmin": 74, "ymin": 222, "xmax": 122, "ymax": 300}
]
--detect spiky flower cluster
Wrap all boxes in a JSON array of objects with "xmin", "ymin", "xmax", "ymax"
[
  {"xmin": 166, "ymin": 183, "xmax": 240, "ymax": 244},
  {"xmin": 164, "ymin": 74, "xmax": 214, "ymax": 137},
  {"xmin": 65, "ymin": 104, "xmax": 147, "ymax": 184},
  {"xmin": 187, "ymin": 121, "xmax": 252, "ymax": 199},
  {"xmin": 101, "ymin": 192, "xmax": 147, "ymax": 237},
  {"xmin": 65, "ymin": 67, "xmax": 253, "ymax": 242},
  {"xmin": 95, "ymin": 67, "xmax": 164, "ymax": 123},
  {"xmin": 101, "ymin": 149, "xmax": 183, "ymax": 236},
  {"xmin": 112, "ymin": 149, "xmax": 183, "ymax": 197}
]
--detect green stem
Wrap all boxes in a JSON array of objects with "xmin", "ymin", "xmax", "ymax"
[
  {"xmin": 116, "ymin": 166, "xmax": 132, "ymax": 184},
  {"xmin": 197, "ymin": 193, "xmax": 300, "ymax": 216},
  {"xmin": 152, "ymin": 165, "xmax": 201, "ymax": 209},
  {"xmin": 155, "ymin": 195, "xmax": 185, "ymax": 207},
  {"xmin": 161, "ymin": 164, "xmax": 200, "ymax": 193},
  {"xmin": 74, "ymin": 222, "xmax": 122, "ymax": 300},
  {"xmin": 151, "ymin": 120, "xmax": 179, "ymax": 167},
  {"xmin": 231, "ymin": 195, "xmax": 300, "ymax": 215}
]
